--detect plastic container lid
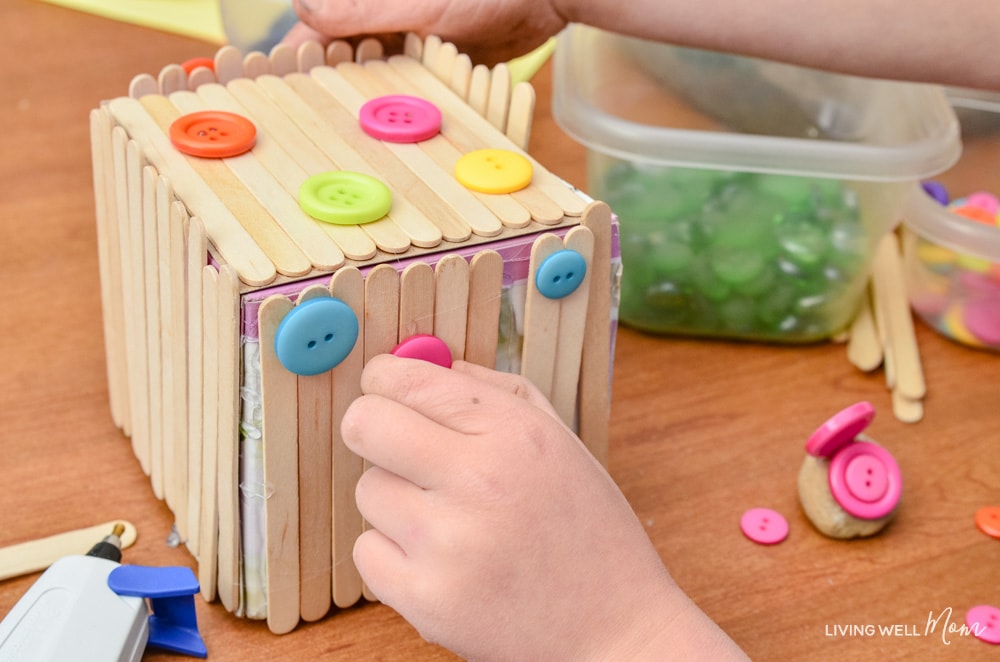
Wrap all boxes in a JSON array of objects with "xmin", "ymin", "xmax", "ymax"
[
  {"xmin": 552, "ymin": 25, "xmax": 961, "ymax": 181},
  {"xmin": 904, "ymin": 184, "xmax": 1000, "ymax": 262}
]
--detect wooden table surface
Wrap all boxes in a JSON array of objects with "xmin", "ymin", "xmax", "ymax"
[{"xmin": 2, "ymin": 2, "xmax": 998, "ymax": 660}]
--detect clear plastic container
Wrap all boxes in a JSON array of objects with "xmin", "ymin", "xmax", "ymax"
[
  {"xmin": 552, "ymin": 25, "xmax": 961, "ymax": 342},
  {"xmin": 219, "ymin": 0, "xmax": 297, "ymax": 53}
]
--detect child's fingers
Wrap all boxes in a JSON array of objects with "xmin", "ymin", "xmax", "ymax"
[
  {"xmin": 352, "ymin": 527, "xmax": 413, "ymax": 607},
  {"xmin": 451, "ymin": 360, "xmax": 561, "ymax": 419},
  {"xmin": 355, "ymin": 465, "xmax": 429, "ymax": 551},
  {"xmin": 342, "ymin": 393, "xmax": 464, "ymax": 489}
]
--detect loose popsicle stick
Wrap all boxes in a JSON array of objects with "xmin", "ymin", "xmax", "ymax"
[
  {"xmin": 214, "ymin": 44, "xmax": 245, "ymax": 85},
  {"xmin": 215, "ymin": 265, "xmax": 242, "ymax": 614},
  {"xmin": 520, "ymin": 234, "xmax": 566, "ymax": 403},
  {"xmin": 142, "ymin": 165, "xmax": 165, "ymax": 501},
  {"xmin": 312, "ymin": 66, "xmax": 497, "ymax": 244},
  {"xmin": 399, "ymin": 262, "xmax": 436, "ymax": 339},
  {"xmin": 506, "ymin": 81, "xmax": 535, "ymax": 151},
  {"xmin": 140, "ymin": 94, "xmax": 313, "ymax": 279},
  {"xmin": 330, "ymin": 267, "xmax": 365, "ymax": 608},
  {"xmin": 123, "ymin": 137, "xmax": 152, "ymax": 479},
  {"xmin": 258, "ymin": 294, "xmax": 301, "ymax": 635},
  {"xmin": 89, "ymin": 108, "xmax": 128, "ymax": 432},
  {"xmin": 434, "ymin": 255, "xmax": 471, "ymax": 362},
  {"xmin": 485, "ymin": 62, "xmax": 511, "ymax": 133},
  {"xmin": 873, "ymin": 232, "xmax": 926, "ymax": 401},
  {"xmin": 129, "ymin": 72, "xmax": 158, "ymax": 99},
  {"xmin": 0, "ymin": 521, "xmax": 139, "ymax": 581},
  {"xmin": 243, "ymin": 51, "xmax": 270, "ymax": 79},
  {"xmin": 847, "ymin": 283, "xmax": 883, "ymax": 372},
  {"xmin": 465, "ymin": 250, "xmax": 504, "ymax": 369},
  {"xmin": 577, "ymin": 202, "xmax": 613, "ymax": 465},
  {"xmin": 361, "ymin": 264, "xmax": 400, "ymax": 602},
  {"xmin": 199, "ymin": 265, "xmax": 221, "ymax": 603},
  {"xmin": 871, "ymin": 259, "xmax": 896, "ymax": 391},
  {"xmin": 892, "ymin": 389, "xmax": 924, "ymax": 424},
  {"xmin": 385, "ymin": 56, "xmax": 586, "ymax": 217},
  {"xmin": 157, "ymin": 63, "xmax": 187, "ymax": 95},
  {"xmin": 171, "ymin": 88, "xmax": 347, "ymax": 272},
  {"xmin": 185, "ymin": 217, "xmax": 208, "ymax": 556},
  {"xmin": 270, "ymin": 42, "xmax": 298, "ymax": 77},
  {"xmin": 258, "ymin": 74, "xmax": 439, "ymax": 253},
  {"xmin": 549, "ymin": 226, "xmax": 595, "ymax": 428},
  {"xmin": 167, "ymin": 200, "xmax": 191, "ymax": 544},
  {"xmin": 294, "ymin": 285, "xmax": 334, "ymax": 622},
  {"xmin": 223, "ymin": 77, "xmax": 377, "ymax": 261},
  {"xmin": 108, "ymin": 97, "xmax": 277, "ymax": 286}
]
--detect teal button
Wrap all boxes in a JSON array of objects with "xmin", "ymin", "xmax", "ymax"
[
  {"xmin": 275, "ymin": 297, "xmax": 359, "ymax": 375},
  {"xmin": 536, "ymin": 249, "xmax": 587, "ymax": 299}
]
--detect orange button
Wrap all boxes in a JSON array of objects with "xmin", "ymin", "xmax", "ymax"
[
  {"xmin": 181, "ymin": 57, "xmax": 215, "ymax": 74},
  {"xmin": 169, "ymin": 110, "xmax": 256, "ymax": 158},
  {"xmin": 975, "ymin": 506, "xmax": 1000, "ymax": 539}
]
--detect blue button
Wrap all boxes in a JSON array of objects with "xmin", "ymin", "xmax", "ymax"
[
  {"xmin": 274, "ymin": 297, "xmax": 359, "ymax": 375},
  {"xmin": 535, "ymin": 249, "xmax": 587, "ymax": 299}
]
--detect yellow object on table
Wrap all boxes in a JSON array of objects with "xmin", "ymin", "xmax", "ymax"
[{"xmin": 37, "ymin": 0, "xmax": 226, "ymax": 43}]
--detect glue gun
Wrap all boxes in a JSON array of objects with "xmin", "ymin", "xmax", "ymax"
[{"xmin": 0, "ymin": 524, "xmax": 207, "ymax": 661}]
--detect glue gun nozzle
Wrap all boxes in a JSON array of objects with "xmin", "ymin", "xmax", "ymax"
[{"xmin": 111, "ymin": 522, "xmax": 125, "ymax": 539}]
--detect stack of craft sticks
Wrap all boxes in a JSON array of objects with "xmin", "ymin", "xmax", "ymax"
[{"xmin": 847, "ymin": 231, "xmax": 926, "ymax": 422}]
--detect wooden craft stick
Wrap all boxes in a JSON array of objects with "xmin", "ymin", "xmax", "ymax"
[
  {"xmin": 198, "ymin": 265, "xmax": 221, "ymax": 602},
  {"xmin": 141, "ymin": 94, "xmax": 313, "ymax": 279},
  {"xmin": 185, "ymin": 217, "xmax": 208, "ymax": 555},
  {"xmin": 257, "ymin": 74, "xmax": 440, "ymax": 252},
  {"xmin": 873, "ymin": 232, "xmax": 926, "ymax": 401},
  {"xmin": 258, "ymin": 294, "xmax": 301, "ymax": 634},
  {"xmin": 108, "ymin": 97, "xmax": 277, "ymax": 285},
  {"xmin": 110, "ymin": 127, "xmax": 134, "ymax": 437},
  {"xmin": 129, "ymin": 73, "xmax": 158, "ymax": 99},
  {"xmin": 485, "ymin": 63, "xmax": 511, "ymax": 134},
  {"xmin": 214, "ymin": 45, "xmax": 245, "ymax": 85},
  {"xmin": 123, "ymin": 137, "xmax": 152, "ymax": 478},
  {"xmin": 0, "ymin": 521, "xmax": 139, "ymax": 581},
  {"xmin": 223, "ymin": 77, "xmax": 378, "ymax": 261},
  {"xmin": 403, "ymin": 32, "xmax": 423, "ymax": 61},
  {"xmin": 549, "ymin": 226, "xmax": 595, "ymax": 428},
  {"xmin": 465, "ymin": 250, "xmax": 504, "ymax": 368},
  {"xmin": 467, "ymin": 64, "xmax": 491, "ymax": 117},
  {"xmin": 892, "ymin": 390, "xmax": 925, "ymax": 424},
  {"xmin": 577, "ymin": 202, "xmax": 614, "ymax": 465},
  {"xmin": 243, "ymin": 51, "xmax": 270, "ymax": 79},
  {"xmin": 167, "ymin": 200, "xmax": 191, "ymax": 543},
  {"xmin": 399, "ymin": 262, "xmax": 436, "ymax": 339},
  {"xmin": 297, "ymin": 40, "xmax": 325, "ymax": 73},
  {"xmin": 871, "ymin": 261, "xmax": 896, "ymax": 391},
  {"xmin": 385, "ymin": 56, "xmax": 586, "ymax": 217},
  {"xmin": 269, "ymin": 43, "xmax": 297, "ymax": 77},
  {"xmin": 430, "ymin": 40, "xmax": 459, "ymax": 85},
  {"xmin": 520, "ymin": 233, "xmax": 566, "ymax": 403},
  {"xmin": 326, "ymin": 40, "xmax": 354, "ymax": 66},
  {"xmin": 157, "ymin": 63, "xmax": 187, "ymax": 95},
  {"xmin": 330, "ymin": 268, "xmax": 365, "ymax": 608},
  {"xmin": 294, "ymin": 285, "xmax": 334, "ymax": 622},
  {"xmin": 355, "ymin": 37, "xmax": 384, "ymax": 63},
  {"xmin": 215, "ymin": 265, "xmax": 242, "ymax": 614},
  {"xmin": 186, "ymin": 66, "xmax": 215, "ymax": 91},
  {"xmin": 89, "ymin": 109, "xmax": 128, "ymax": 431},
  {"xmin": 154, "ymin": 174, "xmax": 176, "ymax": 514},
  {"xmin": 142, "ymin": 165, "xmax": 165, "ymax": 501},
  {"xmin": 172, "ymin": 88, "xmax": 347, "ymax": 272},
  {"xmin": 420, "ymin": 35, "xmax": 442, "ymax": 69},
  {"xmin": 847, "ymin": 283, "xmax": 883, "ymax": 373},
  {"xmin": 506, "ymin": 82, "xmax": 535, "ymax": 151},
  {"xmin": 434, "ymin": 255, "xmax": 471, "ymax": 361},
  {"xmin": 450, "ymin": 53, "xmax": 473, "ymax": 102}
]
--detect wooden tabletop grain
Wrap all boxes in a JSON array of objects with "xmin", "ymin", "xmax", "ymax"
[{"xmin": 1, "ymin": 2, "xmax": 998, "ymax": 660}]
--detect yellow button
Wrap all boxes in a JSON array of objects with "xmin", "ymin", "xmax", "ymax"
[{"xmin": 455, "ymin": 148, "xmax": 532, "ymax": 194}]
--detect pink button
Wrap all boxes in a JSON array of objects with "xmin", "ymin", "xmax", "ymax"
[
  {"xmin": 965, "ymin": 605, "xmax": 1000, "ymax": 644},
  {"xmin": 740, "ymin": 508, "xmax": 789, "ymax": 545},
  {"xmin": 359, "ymin": 95, "xmax": 442, "ymax": 143},
  {"xmin": 963, "ymin": 296, "xmax": 1000, "ymax": 346},
  {"xmin": 391, "ymin": 334, "xmax": 452, "ymax": 368},
  {"xmin": 828, "ymin": 441, "xmax": 901, "ymax": 519},
  {"xmin": 806, "ymin": 401, "xmax": 875, "ymax": 458},
  {"xmin": 965, "ymin": 191, "xmax": 1000, "ymax": 216}
]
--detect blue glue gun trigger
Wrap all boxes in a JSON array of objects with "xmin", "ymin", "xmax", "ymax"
[{"xmin": 107, "ymin": 565, "xmax": 207, "ymax": 659}]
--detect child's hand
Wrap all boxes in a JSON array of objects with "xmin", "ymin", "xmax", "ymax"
[
  {"xmin": 341, "ymin": 355, "xmax": 746, "ymax": 661},
  {"xmin": 284, "ymin": 0, "xmax": 566, "ymax": 65}
]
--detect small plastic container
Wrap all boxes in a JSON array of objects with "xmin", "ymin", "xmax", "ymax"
[
  {"xmin": 552, "ymin": 26, "xmax": 961, "ymax": 342},
  {"xmin": 902, "ymin": 185, "xmax": 1000, "ymax": 351}
]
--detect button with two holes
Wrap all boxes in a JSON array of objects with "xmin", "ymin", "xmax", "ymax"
[
  {"xmin": 360, "ymin": 94, "xmax": 442, "ymax": 143},
  {"xmin": 535, "ymin": 249, "xmax": 587, "ymax": 299},
  {"xmin": 391, "ymin": 334, "xmax": 453, "ymax": 368},
  {"xmin": 274, "ymin": 297, "xmax": 359, "ymax": 375},
  {"xmin": 169, "ymin": 110, "xmax": 256, "ymax": 158},
  {"xmin": 740, "ymin": 507, "xmax": 789, "ymax": 545},
  {"xmin": 299, "ymin": 171, "xmax": 392, "ymax": 225},
  {"xmin": 455, "ymin": 148, "xmax": 532, "ymax": 194}
]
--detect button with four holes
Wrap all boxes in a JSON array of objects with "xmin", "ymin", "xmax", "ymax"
[
  {"xmin": 455, "ymin": 148, "xmax": 533, "ymax": 194},
  {"xmin": 966, "ymin": 605, "xmax": 1000, "ymax": 644},
  {"xmin": 740, "ymin": 508, "xmax": 789, "ymax": 545},
  {"xmin": 360, "ymin": 94, "xmax": 442, "ymax": 143},
  {"xmin": 169, "ymin": 110, "xmax": 256, "ymax": 158},
  {"xmin": 274, "ymin": 297, "xmax": 359, "ymax": 375},
  {"xmin": 391, "ymin": 334, "xmax": 453, "ymax": 368},
  {"xmin": 299, "ymin": 171, "xmax": 392, "ymax": 225},
  {"xmin": 535, "ymin": 249, "xmax": 587, "ymax": 299}
]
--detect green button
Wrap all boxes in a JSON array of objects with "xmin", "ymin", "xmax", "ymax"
[{"xmin": 299, "ymin": 171, "xmax": 392, "ymax": 225}]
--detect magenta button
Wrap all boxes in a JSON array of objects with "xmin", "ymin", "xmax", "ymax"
[
  {"xmin": 359, "ymin": 95, "xmax": 442, "ymax": 143},
  {"xmin": 806, "ymin": 401, "xmax": 875, "ymax": 458},
  {"xmin": 740, "ymin": 508, "xmax": 789, "ymax": 545},
  {"xmin": 963, "ymin": 296, "xmax": 1000, "ymax": 346},
  {"xmin": 391, "ymin": 334, "xmax": 453, "ymax": 368},
  {"xmin": 828, "ymin": 441, "xmax": 901, "ymax": 519},
  {"xmin": 966, "ymin": 605, "xmax": 1000, "ymax": 644}
]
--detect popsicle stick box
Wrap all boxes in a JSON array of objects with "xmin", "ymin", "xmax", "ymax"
[{"xmin": 89, "ymin": 35, "xmax": 620, "ymax": 633}]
